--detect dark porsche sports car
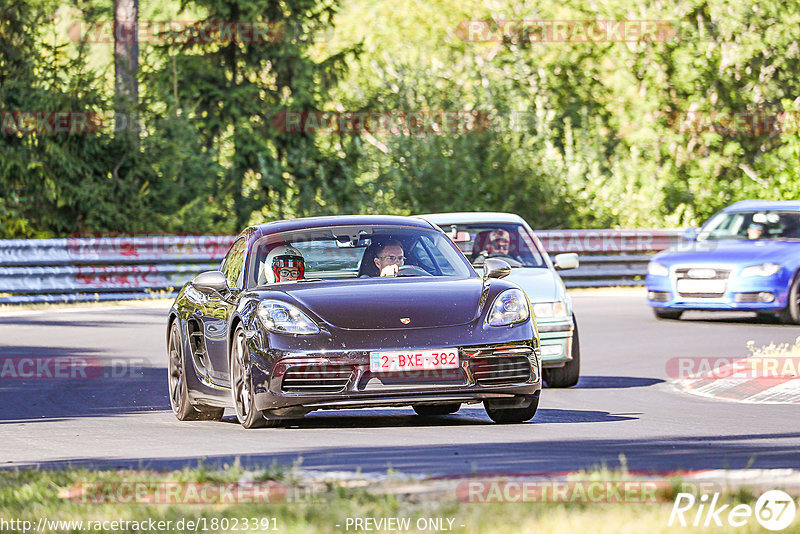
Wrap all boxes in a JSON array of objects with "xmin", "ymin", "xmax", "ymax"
[{"xmin": 167, "ymin": 215, "xmax": 541, "ymax": 428}]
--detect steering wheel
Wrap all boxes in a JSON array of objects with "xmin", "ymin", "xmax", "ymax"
[{"xmin": 397, "ymin": 265, "xmax": 432, "ymax": 277}]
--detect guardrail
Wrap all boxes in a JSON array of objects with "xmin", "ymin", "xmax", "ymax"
[
  {"xmin": 0, "ymin": 230, "xmax": 683, "ymax": 304},
  {"xmin": 536, "ymin": 229, "xmax": 682, "ymax": 288}
]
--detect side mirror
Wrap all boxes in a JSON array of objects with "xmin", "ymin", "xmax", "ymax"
[
  {"xmin": 483, "ymin": 258, "xmax": 511, "ymax": 279},
  {"xmin": 553, "ymin": 253, "xmax": 579, "ymax": 270},
  {"xmin": 192, "ymin": 271, "xmax": 229, "ymax": 294},
  {"xmin": 681, "ymin": 227, "xmax": 698, "ymax": 241}
]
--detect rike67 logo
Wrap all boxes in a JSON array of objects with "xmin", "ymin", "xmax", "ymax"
[{"xmin": 669, "ymin": 490, "xmax": 797, "ymax": 531}]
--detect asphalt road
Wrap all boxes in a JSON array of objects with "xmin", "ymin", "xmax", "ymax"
[{"xmin": 2, "ymin": 292, "xmax": 800, "ymax": 475}]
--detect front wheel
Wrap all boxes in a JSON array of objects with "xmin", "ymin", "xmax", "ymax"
[
  {"xmin": 167, "ymin": 321, "xmax": 224, "ymax": 421},
  {"xmin": 484, "ymin": 395, "xmax": 539, "ymax": 423},
  {"xmin": 230, "ymin": 326, "xmax": 271, "ymax": 428},
  {"xmin": 413, "ymin": 403, "xmax": 461, "ymax": 416},
  {"xmin": 779, "ymin": 274, "xmax": 800, "ymax": 324},
  {"xmin": 543, "ymin": 315, "xmax": 580, "ymax": 388}
]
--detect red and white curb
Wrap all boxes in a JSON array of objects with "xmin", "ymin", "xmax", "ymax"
[{"xmin": 673, "ymin": 355, "xmax": 800, "ymax": 404}]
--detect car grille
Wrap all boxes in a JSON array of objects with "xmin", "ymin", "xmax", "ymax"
[
  {"xmin": 358, "ymin": 368, "xmax": 465, "ymax": 390},
  {"xmin": 674, "ymin": 268, "xmax": 730, "ymax": 280},
  {"xmin": 281, "ymin": 364, "xmax": 353, "ymax": 393},
  {"xmin": 464, "ymin": 345, "xmax": 536, "ymax": 385},
  {"xmin": 674, "ymin": 267, "xmax": 730, "ymax": 298}
]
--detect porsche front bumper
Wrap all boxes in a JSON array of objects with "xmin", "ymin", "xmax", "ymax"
[{"xmin": 248, "ymin": 343, "xmax": 541, "ymax": 416}]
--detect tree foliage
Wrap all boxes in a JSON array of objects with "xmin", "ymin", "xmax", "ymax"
[{"xmin": 2, "ymin": 0, "xmax": 800, "ymax": 237}]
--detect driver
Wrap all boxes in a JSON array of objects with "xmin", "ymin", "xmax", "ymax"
[
  {"xmin": 473, "ymin": 228, "xmax": 523, "ymax": 266},
  {"xmin": 265, "ymin": 245, "xmax": 305, "ymax": 283},
  {"xmin": 373, "ymin": 240, "xmax": 405, "ymax": 277},
  {"xmin": 747, "ymin": 223, "xmax": 765, "ymax": 240},
  {"xmin": 483, "ymin": 229, "xmax": 511, "ymax": 256}
]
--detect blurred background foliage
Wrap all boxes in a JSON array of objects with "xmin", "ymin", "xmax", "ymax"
[{"xmin": 1, "ymin": 0, "xmax": 799, "ymax": 237}]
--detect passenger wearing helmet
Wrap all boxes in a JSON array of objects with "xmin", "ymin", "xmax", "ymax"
[{"xmin": 264, "ymin": 245, "xmax": 305, "ymax": 283}]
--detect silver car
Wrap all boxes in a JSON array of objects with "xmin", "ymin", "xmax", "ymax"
[{"xmin": 418, "ymin": 212, "xmax": 580, "ymax": 387}]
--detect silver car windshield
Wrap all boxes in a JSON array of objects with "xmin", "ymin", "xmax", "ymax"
[
  {"xmin": 437, "ymin": 223, "xmax": 548, "ymax": 268},
  {"xmin": 248, "ymin": 225, "xmax": 475, "ymax": 287},
  {"xmin": 698, "ymin": 211, "xmax": 800, "ymax": 241}
]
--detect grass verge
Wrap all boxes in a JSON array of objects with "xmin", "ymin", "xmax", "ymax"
[{"xmin": 0, "ymin": 465, "xmax": 796, "ymax": 533}]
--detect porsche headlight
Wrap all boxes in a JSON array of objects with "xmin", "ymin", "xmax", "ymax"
[
  {"xmin": 647, "ymin": 262, "xmax": 669, "ymax": 276},
  {"xmin": 257, "ymin": 300, "xmax": 320, "ymax": 335},
  {"xmin": 740, "ymin": 263, "xmax": 781, "ymax": 277},
  {"xmin": 532, "ymin": 301, "xmax": 568, "ymax": 319},
  {"xmin": 486, "ymin": 289, "xmax": 530, "ymax": 326}
]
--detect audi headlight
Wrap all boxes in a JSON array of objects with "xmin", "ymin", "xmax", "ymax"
[
  {"xmin": 740, "ymin": 263, "xmax": 781, "ymax": 277},
  {"xmin": 486, "ymin": 289, "xmax": 530, "ymax": 326},
  {"xmin": 257, "ymin": 300, "xmax": 320, "ymax": 335},
  {"xmin": 647, "ymin": 262, "xmax": 669, "ymax": 276},
  {"xmin": 532, "ymin": 301, "xmax": 568, "ymax": 319}
]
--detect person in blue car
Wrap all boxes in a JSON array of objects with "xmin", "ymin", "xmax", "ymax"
[{"xmin": 747, "ymin": 223, "xmax": 765, "ymax": 240}]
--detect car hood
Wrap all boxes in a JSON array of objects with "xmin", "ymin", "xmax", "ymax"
[
  {"xmin": 276, "ymin": 277, "xmax": 484, "ymax": 330},
  {"xmin": 654, "ymin": 240, "xmax": 800, "ymax": 266},
  {"xmin": 502, "ymin": 268, "xmax": 560, "ymax": 302}
]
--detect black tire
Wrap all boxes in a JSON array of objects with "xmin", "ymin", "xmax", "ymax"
[
  {"xmin": 167, "ymin": 321, "xmax": 224, "ymax": 421},
  {"xmin": 653, "ymin": 309, "xmax": 683, "ymax": 320},
  {"xmin": 543, "ymin": 315, "xmax": 581, "ymax": 388},
  {"xmin": 230, "ymin": 326, "xmax": 271, "ymax": 429},
  {"xmin": 412, "ymin": 403, "xmax": 461, "ymax": 416},
  {"xmin": 756, "ymin": 312, "xmax": 780, "ymax": 323},
  {"xmin": 779, "ymin": 273, "xmax": 800, "ymax": 324},
  {"xmin": 484, "ymin": 395, "xmax": 539, "ymax": 423}
]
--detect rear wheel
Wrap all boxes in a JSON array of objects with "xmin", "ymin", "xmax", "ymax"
[
  {"xmin": 167, "ymin": 321, "xmax": 224, "ymax": 421},
  {"xmin": 484, "ymin": 395, "xmax": 539, "ymax": 424},
  {"xmin": 653, "ymin": 309, "xmax": 683, "ymax": 320},
  {"xmin": 412, "ymin": 403, "xmax": 461, "ymax": 416},
  {"xmin": 230, "ymin": 326, "xmax": 272, "ymax": 429},
  {"xmin": 779, "ymin": 274, "xmax": 800, "ymax": 324},
  {"xmin": 543, "ymin": 315, "xmax": 580, "ymax": 388}
]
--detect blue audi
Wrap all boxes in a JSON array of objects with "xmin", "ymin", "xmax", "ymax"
[{"xmin": 646, "ymin": 200, "xmax": 800, "ymax": 323}]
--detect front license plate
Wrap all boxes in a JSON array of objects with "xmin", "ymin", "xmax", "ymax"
[
  {"xmin": 676, "ymin": 279, "xmax": 726, "ymax": 294},
  {"xmin": 370, "ymin": 349, "xmax": 459, "ymax": 372}
]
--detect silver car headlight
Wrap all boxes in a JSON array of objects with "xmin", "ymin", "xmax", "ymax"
[
  {"xmin": 486, "ymin": 289, "xmax": 530, "ymax": 326},
  {"xmin": 647, "ymin": 262, "xmax": 669, "ymax": 276},
  {"xmin": 532, "ymin": 301, "xmax": 568, "ymax": 319},
  {"xmin": 740, "ymin": 263, "xmax": 781, "ymax": 277},
  {"xmin": 257, "ymin": 300, "xmax": 320, "ymax": 335}
]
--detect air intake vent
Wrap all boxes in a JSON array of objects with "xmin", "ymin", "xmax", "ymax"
[
  {"xmin": 464, "ymin": 345, "xmax": 535, "ymax": 385},
  {"xmin": 281, "ymin": 365, "xmax": 353, "ymax": 393}
]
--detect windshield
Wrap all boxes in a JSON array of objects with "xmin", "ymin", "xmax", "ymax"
[
  {"xmin": 433, "ymin": 223, "xmax": 548, "ymax": 268},
  {"xmin": 697, "ymin": 210, "xmax": 800, "ymax": 241},
  {"xmin": 247, "ymin": 225, "xmax": 475, "ymax": 287}
]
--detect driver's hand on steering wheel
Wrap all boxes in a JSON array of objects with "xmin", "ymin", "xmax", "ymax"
[{"xmin": 380, "ymin": 264, "xmax": 399, "ymax": 277}]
